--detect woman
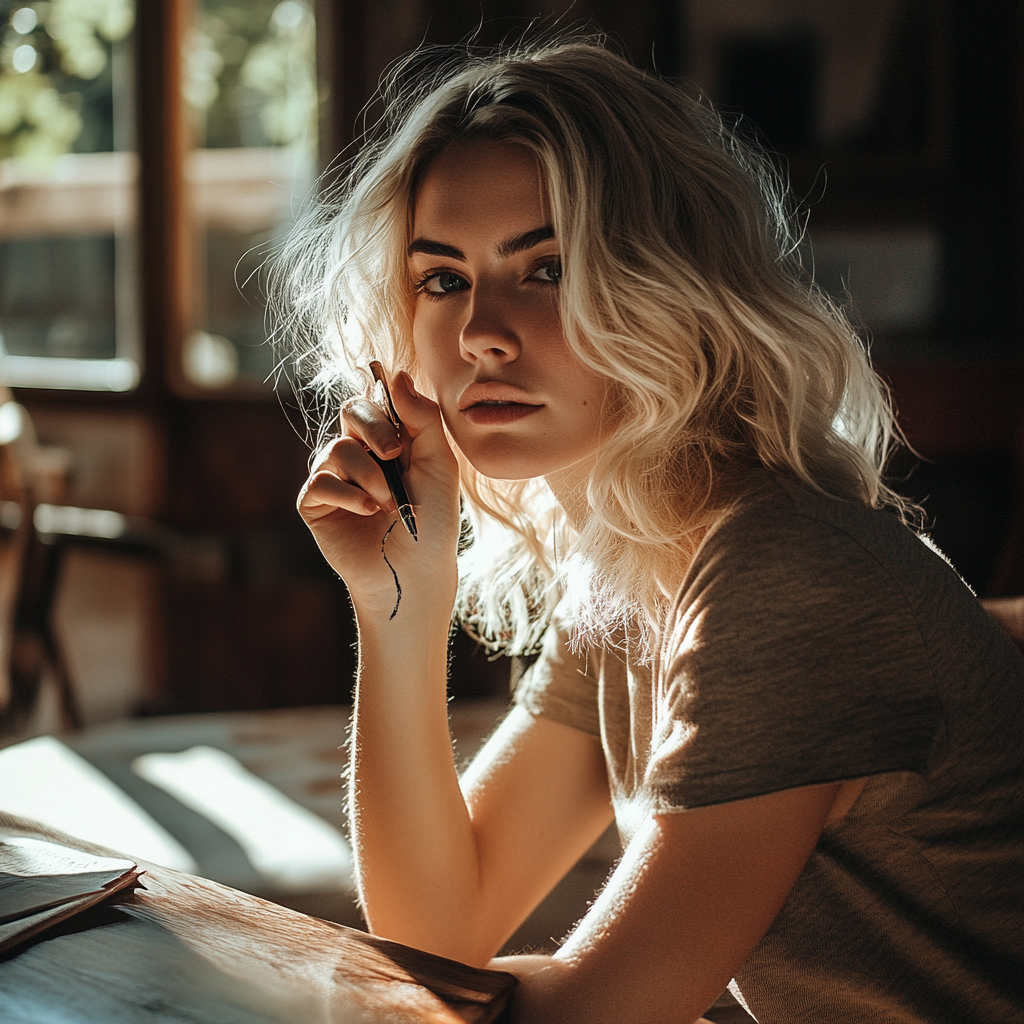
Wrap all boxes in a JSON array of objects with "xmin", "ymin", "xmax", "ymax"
[{"xmin": 283, "ymin": 39, "xmax": 1023, "ymax": 1023}]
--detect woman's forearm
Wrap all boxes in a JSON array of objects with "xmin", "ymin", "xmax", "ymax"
[{"xmin": 349, "ymin": 589, "xmax": 491, "ymax": 962}]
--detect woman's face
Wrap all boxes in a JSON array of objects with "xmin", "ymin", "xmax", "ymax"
[{"xmin": 409, "ymin": 141, "xmax": 608, "ymax": 486}]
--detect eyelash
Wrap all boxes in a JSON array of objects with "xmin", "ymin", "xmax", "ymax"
[
  {"xmin": 413, "ymin": 270, "xmax": 469, "ymax": 302},
  {"xmin": 413, "ymin": 258, "xmax": 562, "ymax": 301}
]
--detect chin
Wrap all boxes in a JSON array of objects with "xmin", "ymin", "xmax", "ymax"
[
  {"xmin": 465, "ymin": 458, "xmax": 547, "ymax": 483},
  {"xmin": 455, "ymin": 438, "xmax": 559, "ymax": 482}
]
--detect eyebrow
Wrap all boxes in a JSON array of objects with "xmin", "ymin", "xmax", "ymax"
[
  {"xmin": 407, "ymin": 225, "xmax": 555, "ymax": 261},
  {"xmin": 498, "ymin": 225, "xmax": 555, "ymax": 257}
]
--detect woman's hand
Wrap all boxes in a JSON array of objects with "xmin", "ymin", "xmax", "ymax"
[{"xmin": 297, "ymin": 371, "xmax": 461, "ymax": 613}]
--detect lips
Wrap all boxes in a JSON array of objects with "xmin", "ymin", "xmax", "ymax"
[
  {"xmin": 457, "ymin": 382, "xmax": 543, "ymax": 427},
  {"xmin": 462, "ymin": 403, "xmax": 543, "ymax": 426},
  {"xmin": 457, "ymin": 381, "xmax": 541, "ymax": 411}
]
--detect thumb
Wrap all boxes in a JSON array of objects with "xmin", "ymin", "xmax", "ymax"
[{"xmin": 390, "ymin": 371, "xmax": 451, "ymax": 458}]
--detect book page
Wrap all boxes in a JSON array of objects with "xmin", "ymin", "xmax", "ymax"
[{"xmin": 1, "ymin": 836, "xmax": 136, "ymax": 921}]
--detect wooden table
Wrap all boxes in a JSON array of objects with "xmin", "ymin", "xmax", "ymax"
[
  {"xmin": 57, "ymin": 699, "xmax": 623, "ymax": 950},
  {"xmin": 0, "ymin": 814, "xmax": 515, "ymax": 1024}
]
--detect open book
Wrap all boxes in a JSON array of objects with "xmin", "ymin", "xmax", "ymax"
[{"xmin": 0, "ymin": 834, "xmax": 141, "ymax": 955}]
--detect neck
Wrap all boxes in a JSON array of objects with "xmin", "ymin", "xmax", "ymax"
[{"xmin": 545, "ymin": 456, "xmax": 596, "ymax": 530}]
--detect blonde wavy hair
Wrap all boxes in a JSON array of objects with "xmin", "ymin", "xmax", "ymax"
[{"xmin": 273, "ymin": 37, "xmax": 911, "ymax": 659}]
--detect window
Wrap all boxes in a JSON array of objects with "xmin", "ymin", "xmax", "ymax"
[
  {"xmin": 182, "ymin": 0, "xmax": 317, "ymax": 391},
  {"xmin": 0, "ymin": 0, "xmax": 139, "ymax": 390},
  {"xmin": 0, "ymin": 0, "xmax": 319, "ymax": 395}
]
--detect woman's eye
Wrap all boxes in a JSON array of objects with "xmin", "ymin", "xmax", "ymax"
[
  {"xmin": 530, "ymin": 259, "xmax": 562, "ymax": 284},
  {"xmin": 418, "ymin": 271, "xmax": 470, "ymax": 297}
]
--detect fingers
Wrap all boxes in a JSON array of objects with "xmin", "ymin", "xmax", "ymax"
[
  {"xmin": 329, "ymin": 368, "xmax": 454, "ymax": 499},
  {"xmin": 349, "ymin": 370, "xmax": 453, "ymax": 466},
  {"xmin": 388, "ymin": 372, "xmax": 453, "ymax": 461},
  {"xmin": 340, "ymin": 397, "xmax": 402, "ymax": 459},
  {"xmin": 299, "ymin": 472, "xmax": 382, "ymax": 520},
  {"xmin": 388, "ymin": 371, "xmax": 435, "ymax": 429},
  {"xmin": 301, "ymin": 436, "xmax": 397, "ymax": 519}
]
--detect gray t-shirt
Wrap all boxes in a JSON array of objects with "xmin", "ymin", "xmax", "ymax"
[{"xmin": 515, "ymin": 474, "xmax": 1024, "ymax": 1023}]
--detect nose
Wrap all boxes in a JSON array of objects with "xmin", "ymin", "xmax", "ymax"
[{"xmin": 459, "ymin": 286, "xmax": 521, "ymax": 365}]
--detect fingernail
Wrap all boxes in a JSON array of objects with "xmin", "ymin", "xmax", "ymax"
[
  {"xmin": 382, "ymin": 442, "xmax": 402, "ymax": 456},
  {"xmin": 364, "ymin": 497, "xmax": 379, "ymax": 513}
]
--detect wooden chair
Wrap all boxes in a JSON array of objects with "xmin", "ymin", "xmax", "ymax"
[
  {"xmin": 0, "ymin": 392, "xmax": 175, "ymax": 735},
  {"xmin": 0, "ymin": 388, "xmax": 80, "ymax": 733}
]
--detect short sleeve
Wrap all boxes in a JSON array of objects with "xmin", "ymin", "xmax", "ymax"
[
  {"xmin": 646, "ymin": 494, "xmax": 944, "ymax": 811},
  {"xmin": 514, "ymin": 624, "xmax": 602, "ymax": 737}
]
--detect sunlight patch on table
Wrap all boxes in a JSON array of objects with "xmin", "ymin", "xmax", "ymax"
[
  {"xmin": 132, "ymin": 746, "xmax": 352, "ymax": 891},
  {"xmin": 0, "ymin": 736, "xmax": 197, "ymax": 871}
]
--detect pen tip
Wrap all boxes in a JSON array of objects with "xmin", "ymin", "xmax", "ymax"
[{"xmin": 399, "ymin": 506, "xmax": 418, "ymax": 541}]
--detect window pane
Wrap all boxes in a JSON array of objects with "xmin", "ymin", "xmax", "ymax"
[
  {"xmin": 0, "ymin": 0, "xmax": 139, "ymax": 391},
  {"xmin": 183, "ymin": 0, "xmax": 317, "ymax": 391}
]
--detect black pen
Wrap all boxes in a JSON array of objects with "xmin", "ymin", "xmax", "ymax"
[{"xmin": 367, "ymin": 361, "xmax": 418, "ymax": 541}]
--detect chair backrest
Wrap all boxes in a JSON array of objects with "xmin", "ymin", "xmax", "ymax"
[{"xmin": 0, "ymin": 391, "xmax": 80, "ymax": 734}]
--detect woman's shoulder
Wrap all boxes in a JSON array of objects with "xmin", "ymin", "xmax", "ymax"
[
  {"xmin": 673, "ymin": 470, "xmax": 1022, "ymax": 693},
  {"xmin": 699, "ymin": 471, "xmax": 935, "ymax": 580},
  {"xmin": 677, "ymin": 469, "xmax": 979, "ymax": 645}
]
